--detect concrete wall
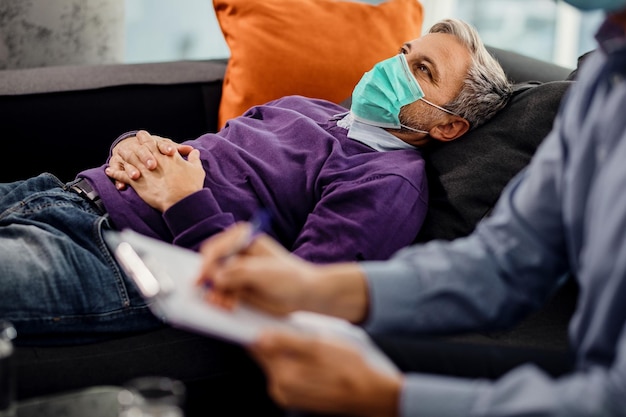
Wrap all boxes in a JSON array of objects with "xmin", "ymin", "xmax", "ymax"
[{"xmin": 0, "ymin": 0, "xmax": 124, "ymax": 69}]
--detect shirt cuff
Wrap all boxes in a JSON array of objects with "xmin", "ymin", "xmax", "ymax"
[
  {"xmin": 400, "ymin": 373, "xmax": 486, "ymax": 417},
  {"xmin": 359, "ymin": 260, "xmax": 417, "ymax": 334},
  {"xmin": 162, "ymin": 189, "xmax": 237, "ymax": 250}
]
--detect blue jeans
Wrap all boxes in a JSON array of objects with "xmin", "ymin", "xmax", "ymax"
[{"xmin": 0, "ymin": 173, "xmax": 162, "ymax": 344}]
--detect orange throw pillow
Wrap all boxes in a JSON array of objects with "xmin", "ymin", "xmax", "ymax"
[{"xmin": 214, "ymin": 0, "xmax": 424, "ymax": 128}]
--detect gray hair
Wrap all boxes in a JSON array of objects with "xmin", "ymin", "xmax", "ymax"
[{"xmin": 429, "ymin": 18, "xmax": 512, "ymax": 129}]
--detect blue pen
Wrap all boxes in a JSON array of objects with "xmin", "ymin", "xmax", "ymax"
[
  {"xmin": 220, "ymin": 209, "xmax": 272, "ymax": 261},
  {"xmin": 199, "ymin": 209, "xmax": 272, "ymax": 291}
]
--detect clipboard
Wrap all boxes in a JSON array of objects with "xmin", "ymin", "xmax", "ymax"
[{"xmin": 104, "ymin": 229, "xmax": 399, "ymax": 376}]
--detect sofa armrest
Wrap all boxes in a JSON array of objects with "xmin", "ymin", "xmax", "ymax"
[{"xmin": 0, "ymin": 60, "xmax": 227, "ymax": 183}]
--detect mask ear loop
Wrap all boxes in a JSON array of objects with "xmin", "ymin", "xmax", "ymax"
[
  {"xmin": 400, "ymin": 98, "xmax": 463, "ymax": 134},
  {"xmin": 399, "ymin": 124, "xmax": 429, "ymax": 134},
  {"xmin": 399, "ymin": 99, "xmax": 460, "ymax": 134},
  {"xmin": 421, "ymin": 98, "xmax": 460, "ymax": 117}
]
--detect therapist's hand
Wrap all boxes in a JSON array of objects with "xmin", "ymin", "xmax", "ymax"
[
  {"xmin": 196, "ymin": 222, "xmax": 318, "ymax": 315},
  {"xmin": 197, "ymin": 222, "xmax": 371, "ymax": 322},
  {"xmin": 250, "ymin": 329, "xmax": 402, "ymax": 417}
]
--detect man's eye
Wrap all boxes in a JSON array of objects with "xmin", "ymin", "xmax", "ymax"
[
  {"xmin": 414, "ymin": 64, "xmax": 431, "ymax": 78},
  {"xmin": 417, "ymin": 64, "xmax": 430, "ymax": 74}
]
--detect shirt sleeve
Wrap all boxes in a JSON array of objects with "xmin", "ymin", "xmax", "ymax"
[
  {"xmin": 290, "ymin": 172, "xmax": 428, "ymax": 263},
  {"xmin": 400, "ymin": 332, "xmax": 626, "ymax": 417}
]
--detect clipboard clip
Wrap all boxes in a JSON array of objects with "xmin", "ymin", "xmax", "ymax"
[{"xmin": 115, "ymin": 241, "xmax": 174, "ymax": 298}]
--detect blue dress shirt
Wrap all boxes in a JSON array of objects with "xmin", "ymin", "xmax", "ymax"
[{"xmin": 361, "ymin": 16, "xmax": 626, "ymax": 417}]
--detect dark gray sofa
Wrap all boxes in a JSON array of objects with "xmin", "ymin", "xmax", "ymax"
[{"xmin": 0, "ymin": 46, "xmax": 576, "ymax": 416}]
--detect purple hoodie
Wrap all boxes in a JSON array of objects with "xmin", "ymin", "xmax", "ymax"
[{"xmin": 80, "ymin": 95, "xmax": 428, "ymax": 262}]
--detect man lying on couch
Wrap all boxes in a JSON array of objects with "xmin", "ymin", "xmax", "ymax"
[{"xmin": 0, "ymin": 18, "xmax": 511, "ymax": 344}]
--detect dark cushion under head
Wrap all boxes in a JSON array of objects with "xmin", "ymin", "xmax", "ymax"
[{"xmin": 415, "ymin": 80, "xmax": 574, "ymax": 243}]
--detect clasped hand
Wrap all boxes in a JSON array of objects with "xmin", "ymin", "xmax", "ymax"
[{"xmin": 106, "ymin": 130, "xmax": 205, "ymax": 212}]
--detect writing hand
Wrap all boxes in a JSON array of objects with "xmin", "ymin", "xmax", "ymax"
[{"xmin": 196, "ymin": 223, "xmax": 316, "ymax": 314}]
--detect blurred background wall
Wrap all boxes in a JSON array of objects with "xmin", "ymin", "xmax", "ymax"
[
  {"xmin": 0, "ymin": 0, "xmax": 124, "ymax": 70},
  {"xmin": 0, "ymin": 0, "xmax": 603, "ymax": 70},
  {"xmin": 123, "ymin": 0, "xmax": 602, "ymax": 69}
]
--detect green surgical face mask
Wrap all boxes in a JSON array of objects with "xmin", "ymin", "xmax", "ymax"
[{"xmin": 350, "ymin": 54, "xmax": 457, "ymax": 133}]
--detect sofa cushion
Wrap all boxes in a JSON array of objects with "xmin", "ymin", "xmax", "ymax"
[
  {"xmin": 415, "ymin": 80, "xmax": 574, "ymax": 242},
  {"xmin": 213, "ymin": 0, "xmax": 424, "ymax": 128}
]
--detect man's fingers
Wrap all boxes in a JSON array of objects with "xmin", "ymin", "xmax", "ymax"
[
  {"xmin": 115, "ymin": 180, "xmax": 128, "ymax": 191},
  {"xmin": 156, "ymin": 138, "xmax": 176, "ymax": 156},
  {"xmin": 135, "ymin": 130, "xmax": 153, "ymax": 144},
  {"xmin": 131, "ymin": 130, "xmax": 159, "ymax": 169},
  {"xmin": 176, "ymin": 144, "xmax": 195, "ymax": 156},
  {"xmin": 105, "ymin": 155, "xmax": 140, "ymax": 186},
  {"xmin": 187, "ymin": 149, "xmax": 201, "ymax": 164},
  {"xmin": 154, "ymin": 137, "xmax": 194, "ymax": 157}
]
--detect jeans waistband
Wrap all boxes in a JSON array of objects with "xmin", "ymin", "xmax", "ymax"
[{"xmin": 68, "ymin": 178, "xmax": 106, "ymax": 215}]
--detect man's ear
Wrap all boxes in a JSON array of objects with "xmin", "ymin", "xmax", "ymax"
[{"xmin": 429, "ymin": 117, "xmax": 470, "ymax": 142}]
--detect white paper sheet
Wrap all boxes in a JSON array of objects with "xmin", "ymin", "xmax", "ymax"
[{"xmin": 104, "ymin": 229, "xmax": 399, "ymax": 376}]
